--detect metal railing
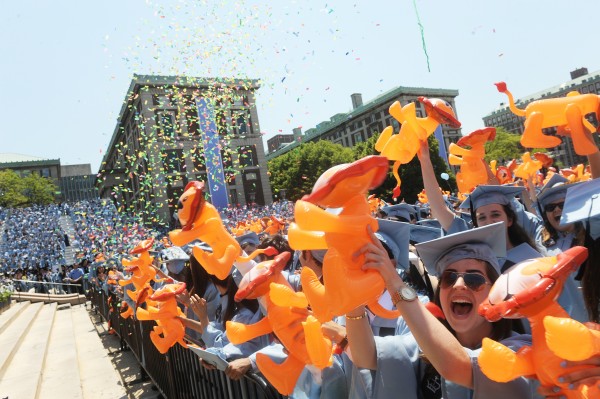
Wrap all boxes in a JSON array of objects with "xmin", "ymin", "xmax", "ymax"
[{"xmin": 90, "ymin": 287, "xmax": 286, "ymax": 399}]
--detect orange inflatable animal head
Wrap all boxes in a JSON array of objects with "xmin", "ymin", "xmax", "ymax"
[
  {"xmin": 448, "ymin": 127, "xmax": 496, "ymax": 194},
  {"xmin": 302, "ymin": 155, "xmax": 389, "ymax": 208},
  {"xmin": 176, "ymin": 181, "xmax": 206, "ymax": 232},
  {"xmin": 533, "ymin": 152, "xmax": 553, "ymax": 169},
  {"xmin": 477, "ymin": 247, "xmax": 600, "ymax": 397},
  {"xmin": 480, "ymin": 247, "xmax": 588, "ymax": 321},
  {"xmin": 418, "ymin": 97, "xmax": 462, "ymax": 128},
  {"xmin": 235, "ymin": 252, "xmax": 291, "ymax": 301},
  {"xmin": 130, "ymin": 238, "xmax": 154, "ymax": 254}
]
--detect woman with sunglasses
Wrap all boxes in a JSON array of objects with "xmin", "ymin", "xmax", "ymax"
[
  {"xmin": 418, "ymin": 141, "xmax": 542, "ymax": 273},
  {"xmin": 346, "ymin": 222, "xmax": 535, "ymax": 399}
]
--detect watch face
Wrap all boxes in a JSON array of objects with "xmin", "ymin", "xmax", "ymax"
[{"xmin": 401, "ymin": 286, "xmax": 417, "ymax": 301}]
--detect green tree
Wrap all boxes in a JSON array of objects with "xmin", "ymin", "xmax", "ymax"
[
  {"xmin": 0, "ymin": 170, "xmax": 28, "ymax": 207},
  {"xmin": 0, "ymin": 169, "xmax": 57, "ymax": 207},
  {"xmin": 22, "ymin": 173, "xmax": 58, "ymax": 205},
  {"xmin": 484, "ymin": 127, "xmax": 546, "ymax": 164},
  {"xmin": 268, "ymin": 140, "xmax": 355, "ymax": 201}
]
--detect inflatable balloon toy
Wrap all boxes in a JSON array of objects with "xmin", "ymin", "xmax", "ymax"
[
  {"xmin": 495, "ymin": 82, "xmax": 599, "ymax": 155},
  {"xmin": 169, "ymin": 181, "xmax": 271, "ymax": 280},
  {"xmin": 448, "ymin": 127, "xmax": 496, "ymax": 194},
  {"xmin": 287, "ymin": 155, "xmax": 401, "ymax": 323},
  {"xmin": 120, "ymin": 301, "xmax": 134, "ymax": 319},
  {"xmin": 478, "ymin": 246, "xmax": 599, "ymax": 398},
  {"xmin": 136, "ymin": 282, "xmax": 188, "ymax": 354},
  {"xmin": 375, "ymin": 96, "xmax": 461, "ymax": 198},
  {"xmin": 226, "ymin": 252, "xmax": 333, "ymax": 395},
  {"xmin": 417, "ymin": 189, "xmax": 429, "ymax": 204},
  {"xmin": 561, "ymin": 164, "xmax": 591, "ymax": 183},
  {"xmin": 261, "ymin": 215, "xmax": 286, "ymax": 236},
  {"xmin": 534, "ymin": 152, "xmax": 554, "ymax": 169},
  {"xmin": 513, "ymin": 152, "xmax": 543, "ymax": 181}
]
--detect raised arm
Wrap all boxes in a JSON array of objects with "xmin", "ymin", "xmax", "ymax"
[
  {"xmin": 418, "ymin": 140, "xmax": 456, "ymax": 231},
  {"xmin": 356, "ymin": 226, "xmax": 475, "ymax": 388}
]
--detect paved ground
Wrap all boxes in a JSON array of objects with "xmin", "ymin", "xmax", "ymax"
[{"xmin": 86, "ymin": 305, "xmax": 161, "ymax": 399}]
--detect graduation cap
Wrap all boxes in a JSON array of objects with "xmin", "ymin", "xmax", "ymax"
[
  {"xmin": 414, "ymin": 222, "xmax": 506, "ymax": 276},
  {"xmin": 409, "ymin": 224, "xmax": 442, "ymax": 245},
  {"xmin": 416, "ymin": 219, "xmax": 442, "ymax": 229},
  {"xmin": 375, "ymin": 219, "xmax": 411, "ymax": 270},
  {"xmin": 235, "ymin": 231, "xmax": 261, "ymax": 248},
  {"xmin": 380, "ymin": 203, "xmax": 417, "ymax": 223},
  {"xmin": 560, "ymin": 178, "xmax": 600, "ymax": 240},
  {"xmin": 459, "ymin": 185, "xmax": 524, "ymax": 210},
  {"xmin": 536, "ymin": 174, "xmax": 577, "ymax": 208}
]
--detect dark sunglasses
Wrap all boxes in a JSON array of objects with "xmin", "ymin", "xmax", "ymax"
[
  {"xmin": 440, "ymin": 271, "xmax": 490, "ymax": 292},
  {"xmin": 544, "ymin": 202, "xmax": 564, "ymax": 213}
]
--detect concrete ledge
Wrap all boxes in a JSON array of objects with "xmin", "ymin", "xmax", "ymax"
[{"xmin": 12, "ymin": 291, "xmax": 87, "ymax": 306}]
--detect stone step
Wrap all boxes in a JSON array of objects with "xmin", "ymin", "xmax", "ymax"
[
  {"xmin": 0, "ymin": 302, "xmax": 57, "ymax": 399},
  {"xmin": 0, "ymin": 300, "xmax": 29, "ymax": 335},
  {"xmin": 0, "ymin": 301, "xmax": 43, "ymax": 380},
  {"xmin": 71, "ymin": 304, "xmax": 127, "ymax": 399},
  {"xmin": 38, "ymin": 303, "xmax": 84, "ymax": 399}
]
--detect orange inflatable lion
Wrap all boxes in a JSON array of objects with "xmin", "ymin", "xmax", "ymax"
[
  {"xmin": 478, "ymin": 246, "xmax": 598, "ymax": 398},
  {"xmin": 287, "ymin": 155, "xmax": 400, "ymax": 323}
]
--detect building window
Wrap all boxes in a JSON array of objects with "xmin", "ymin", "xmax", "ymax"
[
  {"xmin": 221, "ymin": 149, "xmax": 236, "ymax": 185},
  {"xmin": 185, "ymin": 108, "xmax": 200, "ymax": 136},
  {"xmin": 215, "ymin": 108, "xmax": 229, "ymax": 136},
  {"xmin": 156, "ymin": 112, "xmax": 177, "ymax": 138},
  {"xmin": 41, "ymin": 168, "xmax": 51, "ymax": 178},
  {"xmin": 238, "ymin": 145, "xmax": 258, "ymax": 167},
  {"xmin": 232, "ymin": 109, "xmax": 252, "ymax": 136},
  {"xmin": 161, "ymin": 149, "xmax": 184, "ymax": 173}
]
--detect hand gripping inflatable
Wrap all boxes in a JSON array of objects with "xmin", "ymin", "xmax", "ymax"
[
  {"xmin": 136, "ymin": 282, "xmax": 187, "ymax": 354},
  {"xmin": 513, "ymin": 152, "xmax": 543, "ymax": 181},
  {"xmin": 478, "ymin": 247, "xmax": 598, "ymax": 398},
  {"xmin": 375, "ymin": 97, "xmax": 461, "ymax": 198},
  {"xmin": 226, "ymin": 252, "xmax": 333, "ymax": 395},
  {"xmin": 495, "ymin": 82, "xmax": 599, "ymax": 155},
  {"xmin": 287, "ymin": 155, "xmax": 401, "ymax": 323},
  {"xmin": 448, "ymin": 127, "xmax": 496, "ymax": 194},
  {"xmin": 169, "ymin": 181, "xmax": 272, "ymax": 280}
]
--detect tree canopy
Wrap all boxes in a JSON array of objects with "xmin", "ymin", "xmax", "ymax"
[
  {"xmin": 268, "ymin": 133, "xmax": 455, "ymax": 204},
  {"xmin": 267, "ymin": 140, "xmax": 355, "ymax": 201},
  {"xmin": 0, "ymin": 170, "xmax": 58, "ymax": 208}
]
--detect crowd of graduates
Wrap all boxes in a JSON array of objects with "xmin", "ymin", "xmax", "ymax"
[{"xmin": 1, "ymin": 139, "xmax": 600, "ymax": 398}]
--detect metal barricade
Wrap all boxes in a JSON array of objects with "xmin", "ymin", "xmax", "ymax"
[{"xmin": 88, "ymin": 287, "xmax": 288, "ymax": 399}]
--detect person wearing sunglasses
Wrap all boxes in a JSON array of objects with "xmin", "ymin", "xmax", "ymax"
[
  {"xmin": 346, "ymin": 222, "xmax": 535, "ymax": 399},
  {"xmin": 533, "ymin": 174, "xmax": 588, "ymax": 324}
]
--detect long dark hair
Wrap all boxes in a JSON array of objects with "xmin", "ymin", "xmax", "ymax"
[
  {"xmin": 471, "ymin": 204, "xmax": 536, "ymax": 249},
  {"xmin": 208, "ymin": 273, "xmax": 260, "ymax": 324},
  {"xmin": 580, "ymin": 232, "xmax": 600, "ymax": 322},
  {"xmin": 433, "ymin": 261, "xmax": 522, "ymax": 344}
]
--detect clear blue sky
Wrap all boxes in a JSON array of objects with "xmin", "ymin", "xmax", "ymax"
[{"xmin": 2, "ymin": 0, "xmax": 599, "ymax": 173}]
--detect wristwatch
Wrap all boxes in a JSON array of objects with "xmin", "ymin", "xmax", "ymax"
[{"xmin": 391, "ymin": 285, "xmax": 417, "ymax": 305}]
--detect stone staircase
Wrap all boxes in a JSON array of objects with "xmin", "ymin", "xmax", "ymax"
[
  {"xmin": 59, "ymin": 214, "xmax": 78, "ymax": 265},
  {"xmin": 0, "ymin": 301, "xmax": 127, "ymax": 399}
]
